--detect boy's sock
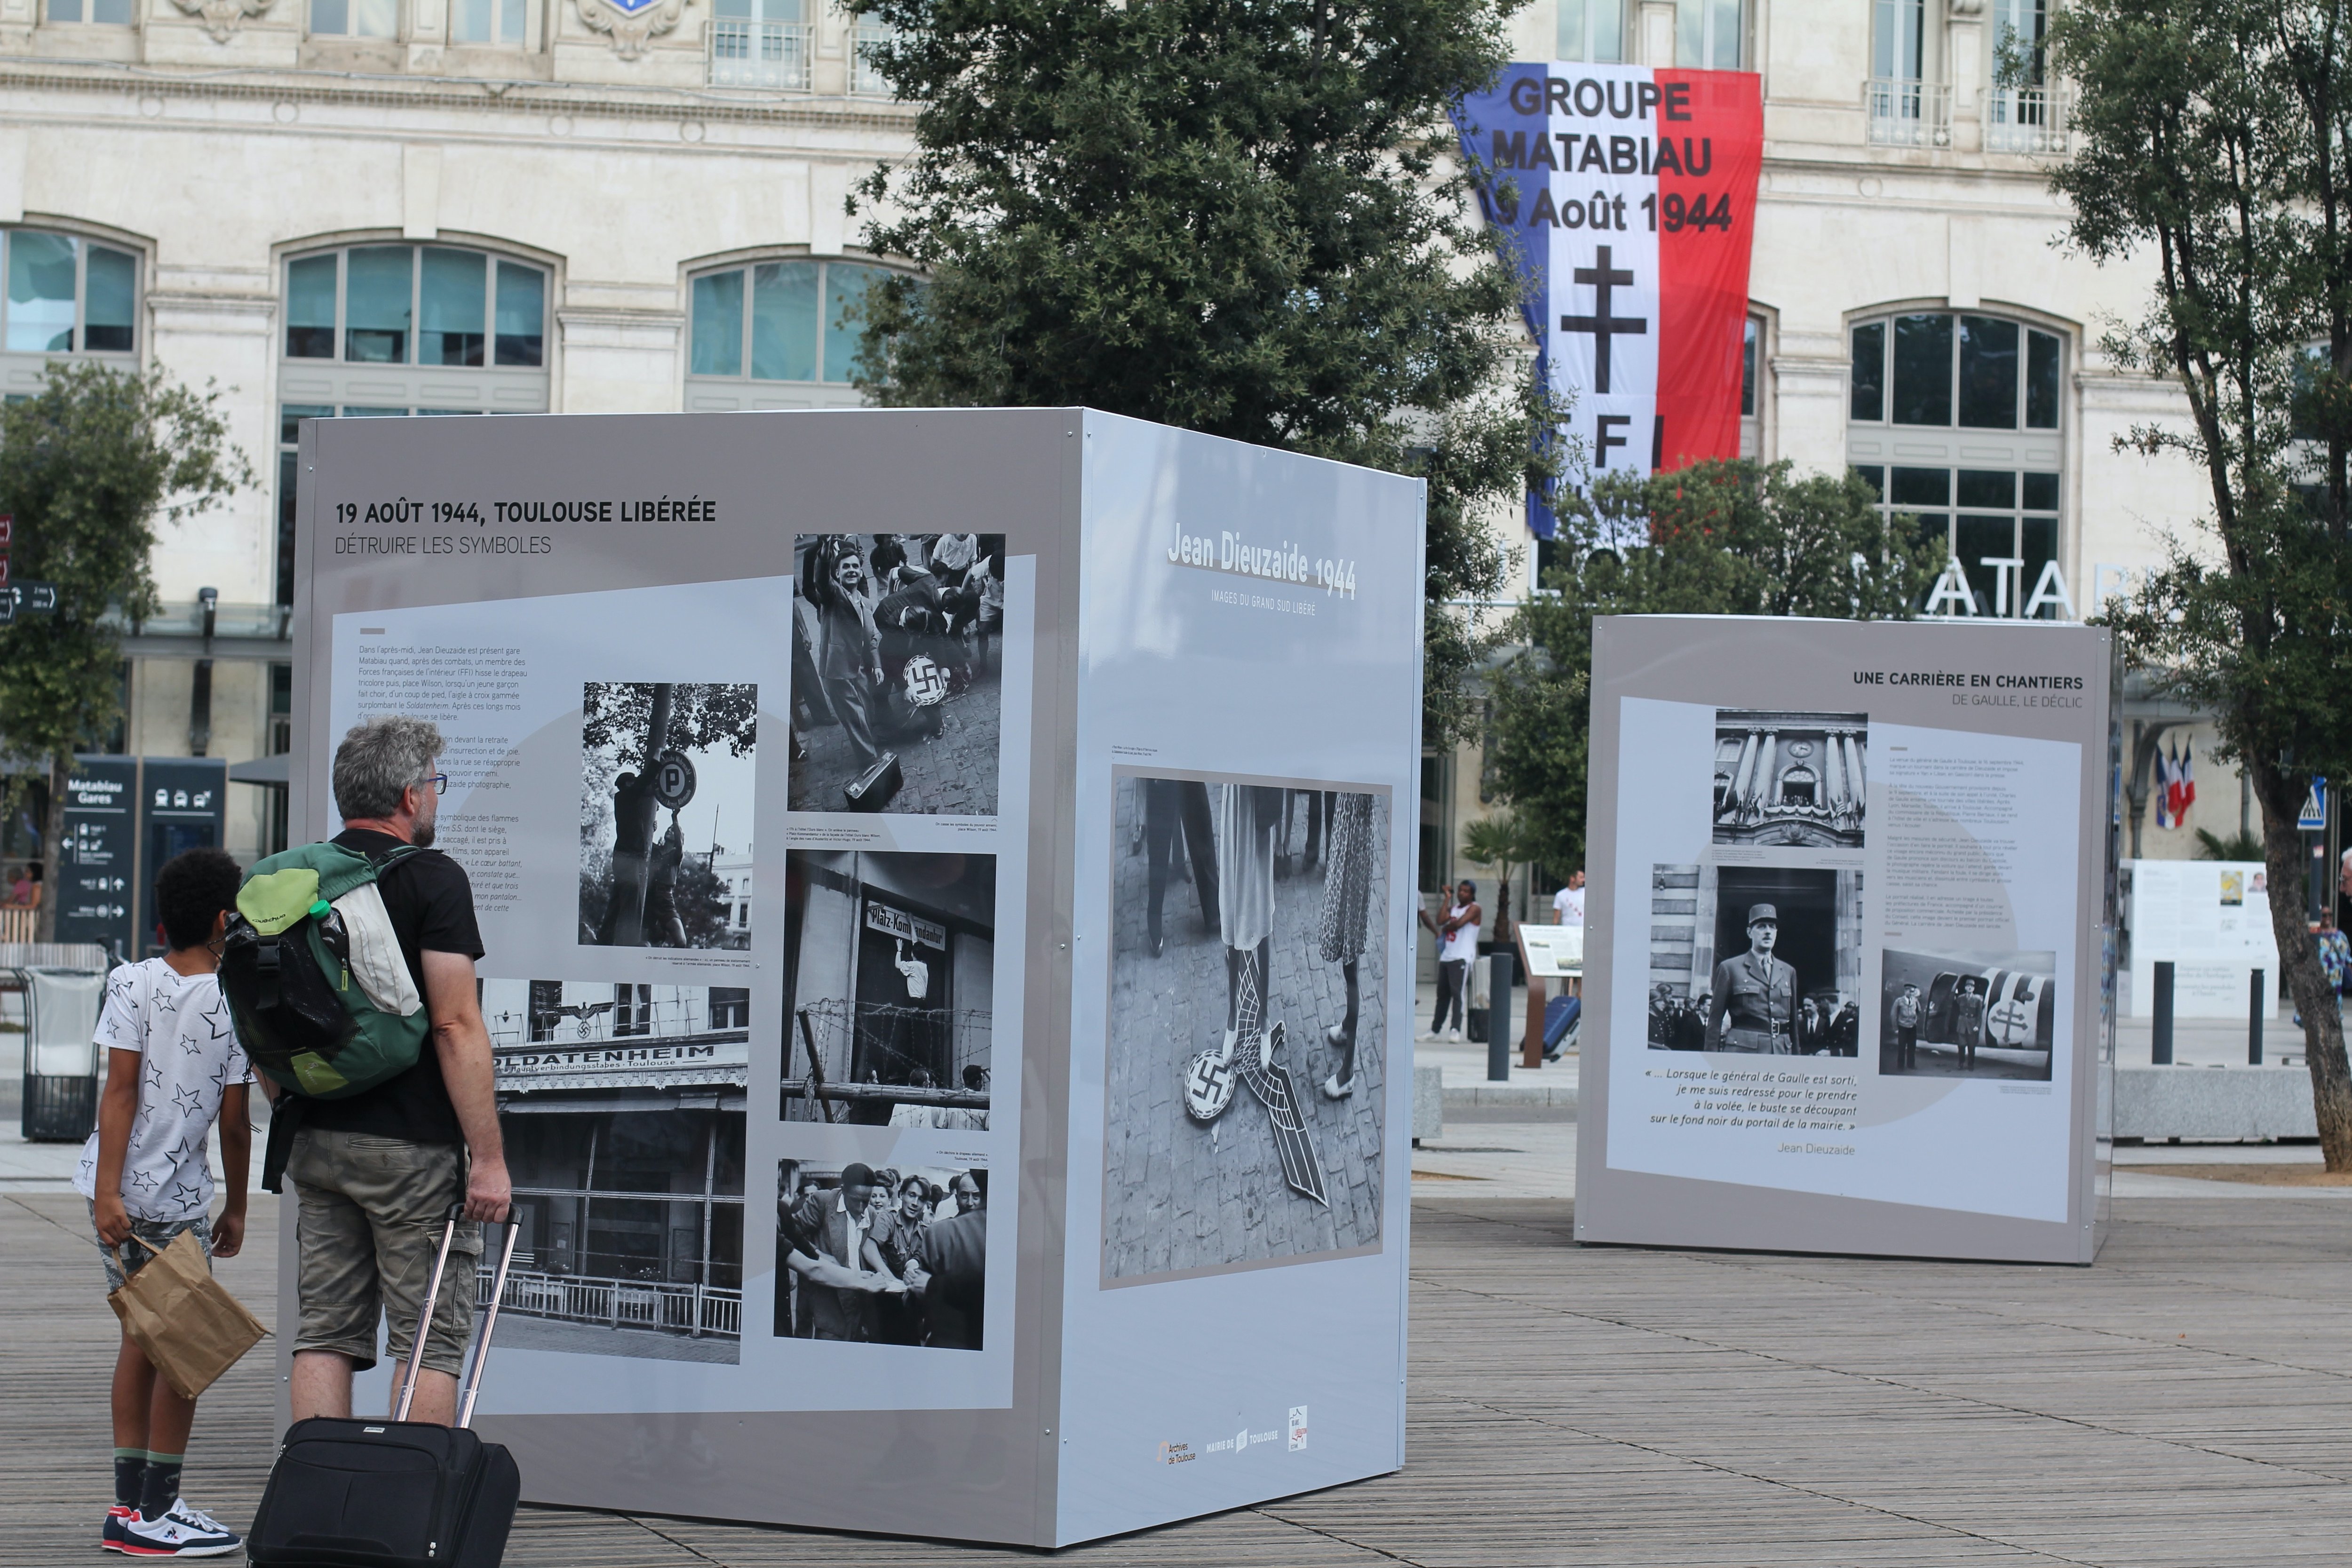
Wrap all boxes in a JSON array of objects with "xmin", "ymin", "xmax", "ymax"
[
  {"xmin": 138, "ymin": 1452, "xmax": 183, "ymax": 1521},
  {"xmin": 111, "ymin": 1449, "xmax": 147, "ymax": 1511}
]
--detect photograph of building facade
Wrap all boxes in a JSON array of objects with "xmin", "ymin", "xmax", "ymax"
[{"xmin": 483, "ymin": 977, "xmax": 750, "ymax": 1362}]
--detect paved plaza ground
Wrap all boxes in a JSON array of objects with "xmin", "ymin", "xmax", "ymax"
[
  {"xmin": 789, "ymin": 664, "xmax": 1001, "ymax": 816},
  {"xmin": 1099, "ymin": 782, "xmax": 1388, "ymax": 1281}
]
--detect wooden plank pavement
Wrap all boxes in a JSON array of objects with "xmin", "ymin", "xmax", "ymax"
[{"xmin": 6, "ymin": 1188, "xmax": 2350, "ymax": 1566}]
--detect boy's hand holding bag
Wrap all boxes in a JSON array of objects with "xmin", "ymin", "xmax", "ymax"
[{"xmin": 108, "ymin": 1231, "xmax": 269, "ymax": 1401}]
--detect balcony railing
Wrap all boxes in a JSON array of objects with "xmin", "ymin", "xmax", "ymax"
[
  {"xmin": 1865, "ymin": 78, "xmax": 1952, "ymax": 149},
  {"xmin": 707, "ymin": 20, "xmax": 812, "ymax": 91},
  {"xmin": 482, "ymin": 1266, "xmax": 743, "ymax": 1338},
  {"xmin": 1985, "ymin": 85, "xmax": 2071, "ymax": 155}
]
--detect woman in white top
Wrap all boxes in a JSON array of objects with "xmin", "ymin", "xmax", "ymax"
[{"xmin": 1422, "ymin": 880, "xmax": 1481, "ymax": 1041}]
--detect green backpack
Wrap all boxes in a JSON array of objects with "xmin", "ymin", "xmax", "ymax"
[{"xmin": 218, "ymin": 841, "xmax": 430, "ymax": 1099}]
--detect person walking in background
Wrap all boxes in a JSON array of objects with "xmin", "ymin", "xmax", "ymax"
[
  {"xmin": 1553, "ymin": 869, "xmax": 1585, "ymax": 927},
  {"xmin": 276, "ymin": 717, "xmax": 511, "ymax": 1430},
  {"xmin": 75, "ymin": 847, "xmax": 251, "ymax": 1558},
  {"xmin": 1318, "ymin": 792, "xmax": 1375, "ymax": 1098},
  {"xmin": 1422, "ymin": 880, "xmax": 1481, "ymax": 1043},
  {"xmin": 2315, "ymin": 911, "xmax": 2349, "ymax": 1015},
  {"xmin": 6, "ymin": 860, "xmax": 39, "ymax": 908}
]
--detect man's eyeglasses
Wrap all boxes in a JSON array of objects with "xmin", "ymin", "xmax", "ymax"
[{"xmin": 423, "ymin": 773, "xmax": 449, "ymax": 797}]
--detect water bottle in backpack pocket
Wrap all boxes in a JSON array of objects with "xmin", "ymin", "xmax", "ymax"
[{"xmin": 219, "ymin": 841, "xmax": 431, "ymax": 1099}]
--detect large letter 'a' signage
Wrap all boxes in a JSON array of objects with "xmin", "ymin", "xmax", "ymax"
[{"xmin": 1455, "ymin": 65, "xmax": 1764, "ymax": 520}]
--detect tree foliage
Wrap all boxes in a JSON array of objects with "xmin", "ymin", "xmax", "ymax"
[
  {"xmin": 2047, "ymin": 0, "xmax": 2352, "ymax": 1164},
  {"xmin": 841, "ymin": 0, "xmax": 1562, "ymax": 743},
  {"xmin": 581, "ymin": 681, "xmax": 760, "ymax": 767},
  {"xmin": 0, "ymin": 362, "xmax": 246, "ymax": 938},
  {"xmin": 1485, "ymin": 460, "xmax": 1941, "ymax": 877}
]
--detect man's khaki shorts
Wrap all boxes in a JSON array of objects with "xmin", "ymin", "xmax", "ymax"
[{"xmin": 287, "ymin": 1126, "xmax": 479, "ymax": 1377}]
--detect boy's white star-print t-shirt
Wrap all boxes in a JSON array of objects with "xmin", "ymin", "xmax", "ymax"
[{"xmin": 73, "ymin": 959, "xmax": 252, "ymax": 1223}]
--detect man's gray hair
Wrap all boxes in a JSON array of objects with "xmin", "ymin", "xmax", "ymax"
[{"xmin": 333, "ymin": 716, "xmax": 443, "ymax": 821}]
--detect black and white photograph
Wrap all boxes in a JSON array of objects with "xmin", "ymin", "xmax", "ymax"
[
  {"xmin": 781, "ymin": 850, "xmax": 993, "ymax": 1128},
  {"xmin": 579, "ymin": 680, "xmax": 758, "ymax": 949},
  {"xmin": 482, "ymin": 977, "xmax": 749, "ymax": 1363},
  {"xmin": 1712, "ymin": 709, "xmax": 1867, "ymax": 849},
  {"xmin": 1101, "ymin": 775, "xmax": 1387, "ymax": 1284},
  {"xmin": 1647, "ymin": 862, "xmax": 1864, "ymax": 1054},
  {"xmin": 791, "ymin": 532, "xmax": 1004, "ymax": 816},
  {"xmin": 773, "ymin": 1160, "xmax": 988, "ymax": 1349},
  {"xmin": 1878, "ymin": 947, "xmax": 2058, "ymax": 1081}
]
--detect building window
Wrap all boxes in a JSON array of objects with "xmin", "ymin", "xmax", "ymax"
[
  {"xmin": 683, "ymin": 258, "xmax": 895, "ymax": 410},
  {"xmin": 285, "ymin": 245, "xmax": 544, "ymax": 368},
  {"xmin": 1848, "ymin": 310, "xmax": 2068, "ymax": 618},
  {"xmin": 311, "ymin": 0, "xmax": 398, "ymax": 35},
  {"xmin": 1874, "ymin": 0, "xmax": 1923, "ymax": 81},
  {"xmin": 1556, "ymin": 0, "xmax": 1627, "ymax": 63},
  {"xmin": 851, "ymin": 17, "xmax": 896, "ymax": 96},
  {"xmin": 0, "ymin": 230, "xmax": 137, "ymax": 358},
  {"xmin": 708, "ymin": 0, "xmax": 810, "ymax": 89},
  {"xmin": 1676, "ymin": 0, "xmax": 1745, "ymax": 69},
  {"xmin": 1738, "ymin": 314, "xmax": 1767, "ymax": 458},
  {"xmin": 451, "ymin": 0, "xmax": 529, "ymax": 42},
  {"xmin": 47, "ymin": 0, "xmax": 134, "ymax": 22}
]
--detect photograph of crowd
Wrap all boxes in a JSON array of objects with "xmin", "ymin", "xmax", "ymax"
[
  {"xmin": 579, "ymin": 680, "xmax": 757, "ymax": 950},
  {"xmin": 1101, "ymin": 775, "xmax": 1388, "ymax": 1284},
  {"xmin": 1713, "ymin": 709, "xmax": 1868, "ymax": 850},
  {"xmin": 1879, "ymin": 946, "xmax": 2058, "ymax": 1081},
  {"xmin": 791, "ymin": 532, "xmax": 1005, "ymax": 816},
  {"xmin": 773, "ymin": 1160, "xmax": 987, "ymax": 1349},
  {"xmin": 480, "ymin": 976, "xmax": 751, "ymax": 1364},
  {"xmin": 781, "ymin": 850, "xmax": 993, "ymax": 1128},
  {"xmin": 1646, "ymin": 862, "xmax": 1864, "ymax": 1055}
]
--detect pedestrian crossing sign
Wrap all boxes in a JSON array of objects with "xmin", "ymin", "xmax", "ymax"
[{"xmin": 2299, "ymin": 778, "xmax": 2328, "ymax": 831}]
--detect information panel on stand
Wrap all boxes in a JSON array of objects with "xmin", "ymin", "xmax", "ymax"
[
  {"xmin": 285, "ymin": 407, "xmax": 1423, "ymax": 1548},
  {"xmin": 1577, "ymin": 616, "xmax": 2115, "ymax": 1264}
]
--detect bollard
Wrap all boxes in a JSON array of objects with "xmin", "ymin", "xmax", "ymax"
[
  {"xmin": 1487, "ymin": 950, "xmax": 1514, "ymax": 1082},
  {"xmin": 2152, "ymin": 960, "xmax": 2176, "ymax": 1065},
  {"xmin": 2249, "ymin": 968, "xmax": 2265, "ymax": 1066}
]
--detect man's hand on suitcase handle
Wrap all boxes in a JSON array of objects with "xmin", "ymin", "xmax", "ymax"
[{"xmin": 459, "ymin": 1154, "xmax": 513, "ymax": 1223}]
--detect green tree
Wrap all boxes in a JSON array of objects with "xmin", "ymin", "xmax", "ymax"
[
  {"xmin": 2047, "ymin": 0, "xmax": 2352, "ymax": 1166},
  {"xmin": 1486, "ymin": 460, "xmax": 1942, "ymax": 877},
  {"xmin": 841, "ymin": 0, "xmax": 1561, "ymax": 744},
  {"xmin": 1458, "ymin": 808, "xmax": 1541, "ymax": 944},
  {"xmin": 0, "ymin": 362, "xmax": 246, "ymax": 941}
]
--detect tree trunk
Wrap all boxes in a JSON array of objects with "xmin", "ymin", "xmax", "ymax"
[
  {"xmin": 36, "ymin": 752, "xmax": 65, "ymax": 944},
  {"xmin": 2251, "ymin": 765, "xmax": 2352, "ymax": 1169}
]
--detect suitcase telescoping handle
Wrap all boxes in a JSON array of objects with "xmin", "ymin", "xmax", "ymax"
[{"xmin": 392, "ymin": 1202, "xmax": 521, "ymax": 1429}]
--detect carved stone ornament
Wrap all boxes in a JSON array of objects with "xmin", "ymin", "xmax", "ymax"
[
  {"xmin": 168, "ymin": 0, "xmax": 272, "ymax": 43},
  {"xmin": 575, "ymin": 0, "xmax": 687, "ymax": 60}
]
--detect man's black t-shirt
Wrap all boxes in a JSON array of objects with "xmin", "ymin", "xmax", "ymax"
[{"xmin": 299, "ymin": 828, "xmax": 485, "ymax": 1145}]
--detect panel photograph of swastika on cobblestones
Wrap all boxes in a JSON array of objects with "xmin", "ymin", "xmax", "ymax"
[
  {"xmin": 1102, "ymin": 775, "xmax": 1388, "ymax": 1285},
  {"xmin": 792, "ymin": 532, "xmax": 1004, "ymax": 816},
  {"xmin": 782, "ymin": 849, "xmax": 995, "ymax": 1129}
]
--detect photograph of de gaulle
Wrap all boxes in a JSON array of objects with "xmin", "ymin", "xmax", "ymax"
[
  {"xmin": 1648, "ymin": 863, "xmax": 1864, "ymax": 1055},
  {"xmin": 579, "ymin": 680, "xmax": 756, "ymax": 950},
  {"xmin": 1879, "ymin": 947, "xmax": 2058, "ymax": 1081},
  {"xmin": 482, "ymin": 977, "xmax": 751, "ymax": 1364},
  {"xmin": 1713, "ymin": 709, "xmax": 1867, "ymax": 850},
  {"xmin": 1102, "ymin": 775, "xmax": 1387, "ymax": 1285},
  {"xmin": 791, "ymin": 532, "xmax": 1005, "ymax": 816},
  {"xmin": 774, "ymin": 1160, "xmax": 987, "ymax": 1348},
  {"xmin": 781, "ymin": 850, "xmax": 993, "ymax": 1128}
]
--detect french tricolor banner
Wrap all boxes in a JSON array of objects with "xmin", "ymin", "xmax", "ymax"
[{"xmin": 1455, "ymin": 64, "xmax": 1764, "ymax": 531}]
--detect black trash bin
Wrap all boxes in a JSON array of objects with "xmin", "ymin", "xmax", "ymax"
[{"xmin": 21, "ymin": 966, "xmax": 107, "ymax": 1143}]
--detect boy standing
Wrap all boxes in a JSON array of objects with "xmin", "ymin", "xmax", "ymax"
[{"xmin": 73, "ymin": 847, "xmax": 251, "ymax": 1558}]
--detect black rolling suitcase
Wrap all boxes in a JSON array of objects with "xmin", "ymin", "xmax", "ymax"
[{"xmin": 249, "ymin": 1209, "xmax": 522, "ymax": 1568}]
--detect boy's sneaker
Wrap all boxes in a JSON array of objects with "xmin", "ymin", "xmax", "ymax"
[
  {"xmin": 101, "ymin": 1504, "xmax": 135, "ymax": 1552},
  {"xmin": 118, "ymin": 1501, "xmax": 240, "ymax": 1558}
]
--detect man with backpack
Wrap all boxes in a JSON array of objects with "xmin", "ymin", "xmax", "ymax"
[{"xmin": 253, "ymin": 716, "xmax": 511, "ymax": 1428}]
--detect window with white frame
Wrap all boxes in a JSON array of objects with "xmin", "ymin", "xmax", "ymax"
[
  {"xmin": 1846, "ymin": 310, "xmax": 2069, "ymax": 618},
  {"xmin": 47, "ymin": 0, "xmax": 134, "ymax": 22},
  {"xmin": 311, "ymin": 0, "xmax": 398, "ymax": 37},
  {"xmin": 683, "ymin": 258, "xmax": 896, "ymax": 410},
  {"xmin": 1675, "ymin": 0, "xmax": 1746, "ymax": 70},
  {"xmin": 1555, "ymin": 0, "xmax": 1626, "ymax": 63},
  {"xmin": 0, "ymin": 230, "xmax": 136, "ymax": 359},
  {"xmin": 451, "ymin": 0, "xmax": 532, "ymax": 45},
  {"xmin": 1739, "ymin": 314, "xmax": 1765, "ymax": 458},
  {"xmin": 851, "ymin": 16, "xmax": 897, "ymax": 96},
  {"xmin": 708, "ymin": 0, "xmax": 810, "ymax": 89},
  {"xmin": 276, "ymin": 243, "xmax": 552, "ymax": 606}
]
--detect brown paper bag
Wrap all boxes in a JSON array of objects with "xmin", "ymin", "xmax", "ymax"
[{"xmin": 108, "ymin": 1230, "xmax": 270, "ymax": 1401}]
